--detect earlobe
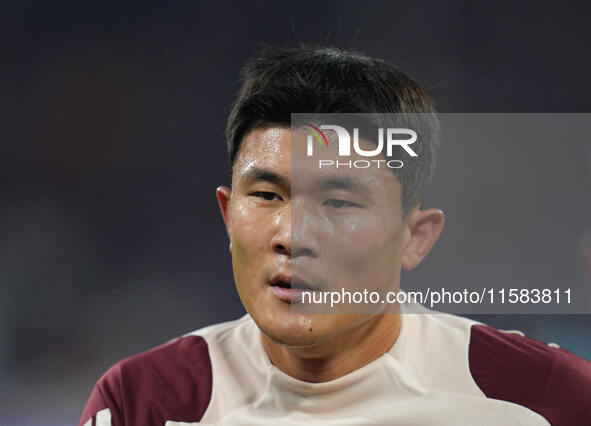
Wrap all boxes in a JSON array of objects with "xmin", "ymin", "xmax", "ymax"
[{"xmin": 401, "ymin": 208, "xmax": 445, "ymax": 271}]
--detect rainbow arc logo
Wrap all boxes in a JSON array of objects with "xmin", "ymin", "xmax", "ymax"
[{"xmin": 303, "ymin": 123, "xmax": 329, "ymax": 147}]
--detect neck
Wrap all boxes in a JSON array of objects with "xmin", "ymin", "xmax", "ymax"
[{"xmin": 261, "ymin": 314, "xmax": 401, "ymax": 383}]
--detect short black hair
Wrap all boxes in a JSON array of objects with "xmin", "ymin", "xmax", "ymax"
[{"xmin": 226, "ymin": 44, "xmax": 439, "ymax": 214}]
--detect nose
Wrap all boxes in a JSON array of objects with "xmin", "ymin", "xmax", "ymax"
[
  {"xmin": 271, "ymin": 203, "xmax": 291, "ymax": 256},
  {"xmin": 271, "ymin": 199, "xmax": 319, "ymax": 258}
]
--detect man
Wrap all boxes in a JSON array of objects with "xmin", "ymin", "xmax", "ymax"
[{"xmin": 80, "ymin": 45, "xmax": 591, "ymax": 426}]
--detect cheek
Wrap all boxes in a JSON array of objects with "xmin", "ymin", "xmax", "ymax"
[
  {"xmin": 230, "ymin": 202, "xmax": 265, "ymax": 246},
  {"xmin": 326, "ymin": 214, "xmax": 404, "ymax": 258},
  {"xmin": 228, "ymin": 202, "xmax": 272, "ymax": 275},
  {"xmin": 324, "ymin": 222, "xmax": 405, "ymax": 288}
]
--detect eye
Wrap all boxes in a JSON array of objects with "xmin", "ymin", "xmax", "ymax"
[
  {"xmin": 251, "ymin": 191, "xmax": 282, "ymax": 201},
  {"xmin": 323, "ymin": 199, "xmax": 358, "ymax": 209}
]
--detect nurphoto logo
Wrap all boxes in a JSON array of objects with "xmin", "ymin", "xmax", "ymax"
[{"xmin": 303, "ymin": 123, "xmax": 418, "ymax": 169}]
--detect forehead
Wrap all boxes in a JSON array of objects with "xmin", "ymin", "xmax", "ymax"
[
  {"xmin": 233, "ymin": 126, "xmax": 291, "ymax": 177},
  {"xmin": 233, "ymin": 126, "xmax": 402, "ymax": 198}
]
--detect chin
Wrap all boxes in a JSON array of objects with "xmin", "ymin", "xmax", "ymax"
[{"xmin": 254, "ymin": 310, "xmax": 347, "ymax": 348}]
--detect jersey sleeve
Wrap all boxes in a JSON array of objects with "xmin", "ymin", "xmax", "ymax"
[
  {"xmin": 469, "ymin": 324, "xmax": 591, "ymax": 426},
  {"xmin": 78, "ymin": 334, "xmax": 213, "ymax": 426},
  {"xmin": 79, "ymin": 364, "xmax": 122, "ymax": 426}
]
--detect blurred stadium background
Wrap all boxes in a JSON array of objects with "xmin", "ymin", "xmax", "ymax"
[{"xmin": 1, "ymin": 1, "xmax": 590, "ymax": 424}]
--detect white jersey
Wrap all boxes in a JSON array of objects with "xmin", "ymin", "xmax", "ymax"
[{"xmin": 80, "ymin": 306, "xmax": 591, "ymax": 425}]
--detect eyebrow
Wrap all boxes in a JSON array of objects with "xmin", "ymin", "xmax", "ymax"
[
  {"xmin": 317, "ymin": 175, "xmax": 370, "ymax": 194},
  {"xmin": 240, "ymin": 167, "xmax": 289, "ymax": 187},
  {"xmin": 240, "ymin": 167, "xmax": 370, "ymax": 195}
]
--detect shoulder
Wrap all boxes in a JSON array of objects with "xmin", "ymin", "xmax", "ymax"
[
  {"xmin": 395, "ymin": 307, "xmax": 483, "ymax": 394},
  {"xmin": 400, "ymin": 306, "xmax": 591, "ymax": 425},
  {"xmin": 468, "ymin": 324, "xmax": 591, "ymax": 426},
  {"xmin": 79, "ymin": 316, "xmax": 250, "ymax": 426}
]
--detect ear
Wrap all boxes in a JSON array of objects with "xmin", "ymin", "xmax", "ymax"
[
  {"xmin": 216, "ymin": 186, "xmax": 233, "ymax": 250},
  {"xmin": 401, "ymin": 208, "xmax": 445, "ymax": 271}
]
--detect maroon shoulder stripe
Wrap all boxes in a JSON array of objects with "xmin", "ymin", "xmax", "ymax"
[
  {"xmin": 79, "ymin": 334, "xmax": 213, "ymax": 426},
  {"xmin": 469, "ymin": 324, "xmax": 591, "ymax": 426}
]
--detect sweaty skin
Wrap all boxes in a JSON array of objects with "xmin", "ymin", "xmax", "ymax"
[{"xmin": 216, "ymin": 125, "xmax": 444, "ymax": 382}]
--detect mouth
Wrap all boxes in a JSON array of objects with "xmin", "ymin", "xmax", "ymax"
[{"xmin": 270, "ymin": 273, "xmax": 319, "ymax": 302}]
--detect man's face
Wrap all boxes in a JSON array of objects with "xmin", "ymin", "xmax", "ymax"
[{"xmin": 218, "ymin": 125, "xmax": 411, "ymax": 347}]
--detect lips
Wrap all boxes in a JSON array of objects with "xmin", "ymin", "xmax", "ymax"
[
  {"xmin": 270, "ymin": 273, "xmax": 317, "ymax": 291},
  {"xmin": 270, "ymin": 272, "xmax": 292, "ymax": 289},
  {"xmin": 270, "ymin": 272, "xmax": 318, "ymax": 302}
]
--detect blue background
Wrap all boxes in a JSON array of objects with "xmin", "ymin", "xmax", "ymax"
[{"xmin": 1, "ymin": 1, "xmax": 590, "ymax": 424}]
